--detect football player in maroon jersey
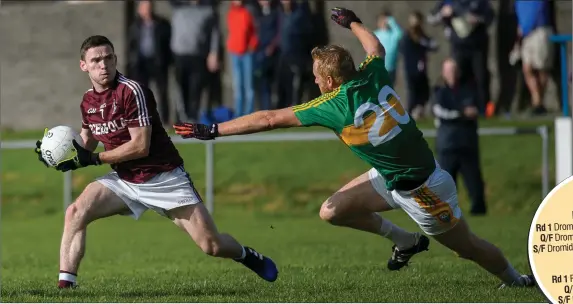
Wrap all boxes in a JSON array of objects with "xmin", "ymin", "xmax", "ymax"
[{"xmin": 34, "ymin": 35, "xmax": 278, "ymax": 289}]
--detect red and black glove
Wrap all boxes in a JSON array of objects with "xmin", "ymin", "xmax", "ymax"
[
  {"xmin": 173, "ymin": 122, "xmax": 218, "ymax": 140},
  {"xmin": 330, "ymin": 7, "xmax": 362, "ymax": 29}
]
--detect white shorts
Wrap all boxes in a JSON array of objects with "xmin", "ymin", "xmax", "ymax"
[
  {"xmin": 96, "ymin": 166, "xmax": 202, "ymax": 219},
  {"xmin": 521, "ymin": 26, "xmax": 554, "ymax": 70},
  {"xmin": 368, "ymin": 164, "xmax": 462, "ymax": 235}
]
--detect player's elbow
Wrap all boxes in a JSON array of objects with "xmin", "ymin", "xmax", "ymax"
[
  {"xmin": 137, "ymin": 146, "xmax": 150, "ymax": 158},
  {"xmin": 262, "ymin": 110, "xmax": 280, "ymax": 129},
  {"xmin": 133, "ymin": 142, "xmax": 150, "ymax": 158},
  {"xmin": 130, "ymin": 127, "xmax": 152, "ymax": 158},
  {"xmin": 370, "ymin": 43, "xmax": 385, "ymax": 58},
  {"xmin": 263, "ymin": 109, "xmax": 299, "ymax": 129},
  {"xmin": 365, "ymin": 41, "xmax": 385, "ymax": 58}
]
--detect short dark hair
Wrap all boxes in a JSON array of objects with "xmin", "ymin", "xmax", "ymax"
[{"xmin": 80, "ymin": 35, "xmax": 115, "ymax": 60}]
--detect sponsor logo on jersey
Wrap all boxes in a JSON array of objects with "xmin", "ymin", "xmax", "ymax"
[
  {"xmin": 87, "ymin": 108, "xmax": 97, "ymax": 114},
  {"xmin": 89, "ymin": 118, "xmax": 127, "ymax": 135}
]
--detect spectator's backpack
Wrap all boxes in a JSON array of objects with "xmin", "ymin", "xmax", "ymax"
[{"xmin": 200, "ymin": 106, "xmax": 235, "ymax": 125}]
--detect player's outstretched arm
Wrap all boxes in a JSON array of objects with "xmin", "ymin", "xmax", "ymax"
[
  {"xmin": 350, "ymin": 20, "xmax": 385, "ymax": 58},
  {"xmin": 174, "ymin": 108, "xmax": 302, "ymax": 140},
  {"xmin": 330, "ymin": 7, "xmax": 384, "ymax": 58},
  {"xmin": 218, "ymin": 108, "xmax": 302, "ymax": 136}
]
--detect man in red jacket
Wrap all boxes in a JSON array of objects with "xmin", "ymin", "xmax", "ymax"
[{"xmin": 227, "ymin": 0, "xmax": 259, "ymax": 118}]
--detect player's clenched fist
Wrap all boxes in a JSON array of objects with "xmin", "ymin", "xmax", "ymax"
[
  {"xmin": 173, "ymin": 122, "xmax": 219, "ymax": 140},
  {"xmin": 330, "ymin": 7, "xmax": 362, "ymax": 29}
]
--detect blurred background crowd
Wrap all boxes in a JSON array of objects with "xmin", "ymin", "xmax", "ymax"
[
  {"xmin": 126, "ymin": 0, "xmax": 325, "ymax": 126},
  {"xmin": 0, "ymin": 0, "xmax": 570, "ymax": 131},
  {"xmin": 120, "ymin": 0, "xmax": 567, "ymax": 128}
]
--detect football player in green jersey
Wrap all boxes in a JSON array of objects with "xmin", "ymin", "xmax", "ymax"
[{"xmin": 174, "ymin": 7, "xmax": 534, "ymax": 288}]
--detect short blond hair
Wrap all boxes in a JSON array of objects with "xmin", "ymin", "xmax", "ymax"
[{"xmin": 311, "ymin": 45, "xmax": 356, "ymax": 83}]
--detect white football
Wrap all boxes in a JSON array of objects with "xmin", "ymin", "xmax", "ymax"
[{"xmin": 40, "ymin": 125, "xmax": 84, "ymax": 167}]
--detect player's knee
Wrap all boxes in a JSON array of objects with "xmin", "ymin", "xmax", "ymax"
[
  {"xmin": 65, "ymin": 183, "xmax": 102, "ymax": 227},
  {"xmin": 198, "ymin": 235, "xmax": 223, "ymax": 257},
  {"xmin": 522, "ymin": 63, "xmax": 534, "ymax": 75},
  {"xmin": 319, "ymin": 200, "xmax": 345, "ymax": 224},
  {"xmin": 64, "ymin": 203, "xmax": 88, "ymax": 227},
  {"xmin": 319, "ymin": 201, "xmax": 334, "ymax": 223}
]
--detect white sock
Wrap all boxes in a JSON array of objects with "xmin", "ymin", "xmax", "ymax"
[
  {"xmin": 237, "ymin": 246, "xmax": 246, "ymax": 260},
  {"xmin": 499, "ymin": 265, "xmax": 523, "ymax": 286},
  {"xmin": 59, "ymin": 272, "xmax": 77, "ymax": 283},
  {"xmin": 379, "ymin": 219, "xmax": 418, "ymax": 250}
]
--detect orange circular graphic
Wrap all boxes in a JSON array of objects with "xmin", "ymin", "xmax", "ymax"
[{"xmin": 529, "ymin": 175, "xmax": 573, "ymax": 304}]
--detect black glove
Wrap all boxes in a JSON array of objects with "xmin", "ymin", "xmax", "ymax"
[
  {"xmin": 55, "ymin": 140, "xmax": 102, "ymax": 172},
  {"xmin": 34, "ymin": 127, "xmax": 51, "ymax": 167},
  {"xmin": 173, "ymin": 122, "xmax": 218, "ymax": 140},
  {"xmin": 330, "ymin": 7, "xmax": 362, "ymax": 29},
  {"xmin": 35, "ymin": 142, "xmax": 50, "ymax": 167}
]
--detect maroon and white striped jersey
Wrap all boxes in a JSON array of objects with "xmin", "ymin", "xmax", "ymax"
[{"xmin": 80, "ymin": 72, "xmax": 183, "ymax": 183}]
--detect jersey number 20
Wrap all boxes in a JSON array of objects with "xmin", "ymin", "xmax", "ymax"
[{"xmin": 353, "ymin": 85, "xmax": 410, "ymax": 146}]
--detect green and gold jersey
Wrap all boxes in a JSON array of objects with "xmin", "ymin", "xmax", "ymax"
[{"xmin": 293, "ymin": 55, "xmax": 436, "ymax": 190}]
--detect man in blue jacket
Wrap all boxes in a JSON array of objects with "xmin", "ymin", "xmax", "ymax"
[
  {"xmin": 276, "ymin": 0, "xmax": 314, "ymax": 109},
  {"xmin": 253, "ymin": 0, "xmax": 281, "ymax": 111},
  {"xmin": 432, "ymin": 58, "xmax": 487, "ymax": 216}
]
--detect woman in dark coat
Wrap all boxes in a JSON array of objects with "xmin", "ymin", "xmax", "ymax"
[{"xmin": 400, "ymin": 10, "xmax": 438, "ymax": 119}]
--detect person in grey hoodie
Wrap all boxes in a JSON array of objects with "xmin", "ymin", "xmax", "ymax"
[{"xmin": 170, "ymin": 0, "xmax": 220, "ymax": 122}]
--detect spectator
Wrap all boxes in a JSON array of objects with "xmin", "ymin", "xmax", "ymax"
[
  {"xmin": 428, "ymin": 0, "xmax": 494, "ymax": 115},
  {"xmin": 493, "ymin": 0, "xmax": 520, "ymax": 118},
  {"xmin": 276, "ymin": 0, "xmax": 313, "ymax": 108},
  {"xmin": 253, "ymin": 0, "xmax": 281, "ymax": 111},
  {"xmin": 304, "ymin": 0, "xmax": 329, "ymax": 101},
  {"xmin": 170, "ymin": 0, "xmax": 220, "ymax": 122},
  {"xmin": 127, "ymin": 0, "xmax": 172, "ymax": 125},
  {"xmin": 432, "ymin": 58, "xmax": 487, "ymax": 216},
  {"xmin": 201, "ymin": 0, "xmax": 233, "ymax": 125},
  {"xmin": 400, "ymin": 10, "xmax": 438, "ymax": 119},
  {"xmin": 515, "ymin": 0, "xmax": 553, "ymax": 116},
  {"xmin": 227, "ymin": 0, "xmax": 259, "ymax": 117},
  {"xmin": 373, "ymin": 9, "xmax": 403, "ymax": 86}
]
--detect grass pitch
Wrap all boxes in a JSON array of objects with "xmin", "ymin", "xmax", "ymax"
[{"xmin": 1, "ymin": 121, "xmax": 552, "ymax": 302}]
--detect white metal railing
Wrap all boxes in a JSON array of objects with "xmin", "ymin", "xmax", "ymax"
[{"xmin": 1, "ymin": 126, "xmax": 550, "ymax": 213}]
